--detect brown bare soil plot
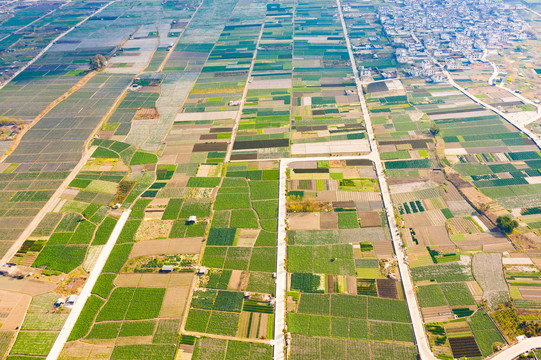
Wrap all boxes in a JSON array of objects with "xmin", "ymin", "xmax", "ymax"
[
  {"xmin": 115, "ymin": 335, "xmax": 153, "ymax": 346},
  {"xmin": 114, "ymin": 274, "xmax": 141, "ymax": 287},
  {"xmin": 0, "ymin": 277, "xmax": 56, "ymax": 296},
  {"xmin": 138, "ymin": 274, "xmax": 170, "ymax": 288},
  {"xmin": 168, "ymin": 272, "xmax": 193, "ymax": 288},
  {"xmin": 59, "ymin": 341, "xmax": 95, "ymax": 360},
  {"xmin": 0, "ymin": 291, "xmax": 31, "ymax": 330},
  {"xmin": 346, "ymin": 276, "xmax": 357, "ymax": 295},
  {"xmin": 228, "ymin": 270, "xmax": 249, "ymax": 291},
  {"xmin": 414, "ymin": 226, "xmax": 455, "ymax": 248},
  {"xmin": 315, "ymin": 191, "xmax": 336, "ymax": 202},
  {"xmin": 287, "ymin": 213, "xmax": 320, "ymax": 230},
  {"xmin": 421, "ymin": 305, "xmax": 453, "ymax": 323},
  {"xmin": 324, "ymin": 275, "xmax": 333, "ymax": 293},
  {"xmin": 519, "ymin": 287, "xmax": 541, "ymax": 300},
  {"xmin": 448, "ymin": 337, "xmax": 482, "ymax": 358},
  {"xmin": 133, "ymin": 107, "xmax": 159, "ymax": 120},
  {"xmin": 454, "ymin": 233, "xmax": 512, "ymax": 252},
  {"xmin": 130, "ymin": 238, "xmax": 202, "ymax": 258},
  {"xmin": 160, "ymin": 287, "xmax": 190, "ymax": 318},
  {"xmin": 376, "ymin": 279, "xmax": 399, "ymax": 299},
  {"xmin": 320, "ymin": 212, "xmax": 338, "ymax": 229},
  {"xmin": 358, "ymin": 211, "xmax": 380, "ymax": 227},
  {"xmin": 373, "ymin": 241, "xmax": 393, "ymax": 258}
]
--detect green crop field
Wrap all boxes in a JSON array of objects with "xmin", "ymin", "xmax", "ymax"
[
  {"xmin": 440, "ymin": 282, "xmax": 476, "ymax": 306},
  {"xmin": 10, "ymin": 331, "xmax": 57, "ymax": 356},
  {"xmin": 110, "ymin": 344, "xmax": 176, "ymax": 360},
  {"xmin": 367, "ymin": 297, "xmax": 410, "ymax": 323},
  {"xmin": 87, "ymin": 322, "xmax": 122, "ymax": 339},
  {"xmin": 214, "ymin": 194, "xmax": 251, "ymax": 210},
  {"xmin": 4, "ymin": 0, "xmax": 528, "ymax": 355},
  {"xmin": 125, "ymin": 288, "xmax": 166, "ymax": 320},
  {"xmin": 206, "ymin": 311, "xmax": 240, "ymax": 336},
  {"xmin": 119, "ymin": 321, "xmax": 156, "ymax": 337},
  {"xmin": 185, "ymin": 309, "xmax": 211, "ymax": 333},
  {"xmin": 213, "ymin": 291, "xmax": 244, "ymax": 312},
  {"xmin": 21, "ymin": 313, "xmax": 67, "ymax": 331},
  {"xmin": 416, "ymin": 284, "xmax": 447, "ymax": 307}
]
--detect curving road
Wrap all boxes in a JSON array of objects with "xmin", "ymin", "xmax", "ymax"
[
  {"xmin": 410, "ymin": 26, "xmax": 541, "ymax": 359},
  {"xmin": 488, "ymin": 337, "xmax": 540, "ymax": 359},
  {"xmin": 442, "ymin": 67, "xmax": 541, "ymax": 151},
  {"xmin": 488, "ymin": 60, "xmax": 541, "ymax": 126}
]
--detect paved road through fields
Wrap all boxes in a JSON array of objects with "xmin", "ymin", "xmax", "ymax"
[
  {"xmin": 411, "ymin": 23, "xmax": 541, "ymax": 360},
  {"xmin": 336, "ymin": 1, "xmax": 439, "ymax": 359},
  {"xmin": 46, "ymin": 210, "xmax": 131, "ymax": 360},
  {"xmin": 273, "ymin": 155, "xmax": 374, "ymax": 360},
  {"xmin": 488, "ymin": 60, "xmax": 541, "ymax": 126}
]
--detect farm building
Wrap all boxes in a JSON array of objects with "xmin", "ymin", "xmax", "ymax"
[
  {"xmin": 160, "ymin": 265, "xmax": 173, "ymax": 273},
  {"xmin": 65, "ymin": 295, "xmax": 78, "ymax": 307}
]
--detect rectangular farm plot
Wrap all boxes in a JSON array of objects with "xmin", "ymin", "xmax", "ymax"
[
  {"xmin": 95, "ymin": 287, "xmax": 165, "ymax": 322},
  {"xmin": 191, "ymin": 338, "xmax": 272, "ymax": 360},
  {"xmin": 10, "ymin": 331, "xmax": 58, "ymax": 356},
  {"xmin": 207, "ymin": 228, "xmax": 237, "ymax": 246},
  {"xmin": 417, "ymin": 284, "xmax": 447, "ymax": 308},
  {"xmin": 440, "ymin": 282, "xmax": 476, "ymax": 307},
  {"xmin": 237, "ymin": 311, "xmax": 271, "ymax": 339},
  {"xmin": 184, "ymin": 166, "xmax": 280, "ymax": 340},
  {"xmin": 448, "ymin": 336, "xmax": 482, "ymax": 358},
  {"xmin": 285, "ymin": 157, "xmax": 415, "ymax": 353},
  {"xmin": 288, "ymin": 244, "xmax": 356, "ymax": 275}
]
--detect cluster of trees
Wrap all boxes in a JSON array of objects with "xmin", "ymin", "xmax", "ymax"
[
  {"xmin": 496, "ymin": 215, "xmax": 518, "ymax": 234},
  {"xmin": 286, "ymin": 195, "xmax": 332, "ymax": 213},
  {"xmin": 0, "ymin": 116, "xmax": 22, "ymax": 126},
  {"xmin": 519, "ymin": 320, "xmax": 541, "ymax": 338},
  {"xmin": 112, "ymin": 180, "xmax": 135, "ymax": 205},
  {"xmin": 90, "ymin": 54, "xmax": 107, "ymax": 71}
]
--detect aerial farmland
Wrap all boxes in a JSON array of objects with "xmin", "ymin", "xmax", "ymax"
[{"xmin": 1, "ymin": 0, "xmax": 541, "ymax": 359}]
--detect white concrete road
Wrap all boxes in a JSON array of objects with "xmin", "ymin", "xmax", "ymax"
[
  {"xmin": 489, "ymin": 337, "xmax": 540, "ymax": 360},
  {"xmin": 46, "ymin": 209, "xmax": 131, "ymax": 360},
  {"xmin": 224, "ymin": 24, "xmax": 265, "ymax": 163},
  {"xmin": 273, "ymin": 155, "xmax": 374, "ymax": 359},
  {"xmin": 443, "ymin": 67, "xmax": 541, "ymax": 150},
  {"xmin": 271, "ymin": 2, "xmax": 440, "ymax": 359},
  {"xmin": 488, "ymin": 60, "xmax": 541, "ymax": 126},
  {"xmin": 337, "ymin": 2, "xmax": 438, "ymax": 359},
  {"xmin": 410, "ymin": 28, "xmax": 541, "ymax": 359},
  {"xmin": 272, "ymin": 160, "xmax": 288, "ymax": 360}
]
